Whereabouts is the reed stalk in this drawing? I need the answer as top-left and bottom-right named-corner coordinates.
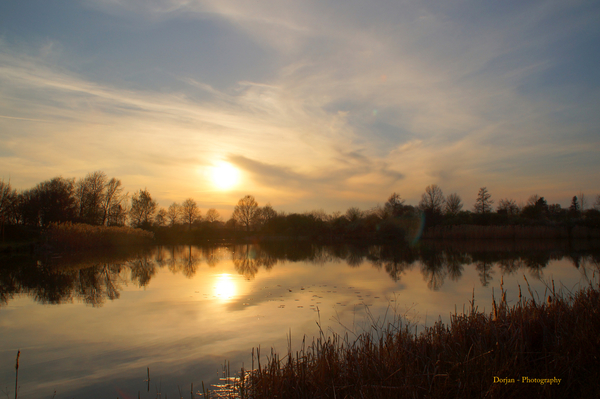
top-left (224, 278), bottom-right (600, 399)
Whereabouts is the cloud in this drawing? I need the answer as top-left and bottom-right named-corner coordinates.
top-left (2, 0), bottom-right (599, 209)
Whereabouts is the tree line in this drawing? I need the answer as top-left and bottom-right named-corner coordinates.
top-left (1, 172), bottom-right (599, 242)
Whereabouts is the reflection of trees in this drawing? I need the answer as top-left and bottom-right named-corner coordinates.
top-left (203, 246), bottom-right (223, 267)
top-left (346, 245), bottom-right (369, 267)
top-left (420, 250), bottom-right (446, 290)
top-left (129, 256), bottom-right (157, 287)
top-left (232, 244), bottom-right (277, 279)
top-left (2, 241), bottom-right (600, 305)
top-left (444, 251), bottom-right (468, 281)
top-left (497, 258), bottom-right (522, 275)
top-left (166, 246), bottom-right (202, 278)
top-left (367, 245), bottom-right (417, 282)
top-left (0, 255), bottom-right (132, 307)
top-left (180, 245), bottom-right (201, 278)
top-left (475, 261), bottom-right (494, 287)
top-left (76, 266), bottom-right (107, 305)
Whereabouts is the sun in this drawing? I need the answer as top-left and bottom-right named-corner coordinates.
top-left (210, 162), bottom-right (240, 190)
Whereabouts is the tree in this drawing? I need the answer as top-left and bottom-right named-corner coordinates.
top-left (0, 179), bottom-right (17, 238)
top-left (578, 191), bottom-right (586, 211)
top-left (474, 187), bottom-right (494, 214)
top-left (569, 196), bottom-right (580, 217)
top-left (31, 177), bottom-right (78, 227)
top-left (75, 170), bottom-right (107, 225)
top-left (384, 193), bottom-right (405, 218)
top-left (100, 177), bottom-right (125, 226)
top-left (154, 208), bottom-right (168, 226)
top-left (522, 197), bottom-right (548, 219)
top-left (167, 202), bottom-right (181, 226)
top-left (232, 195), bottom-right (260, 231)
top-left (595, 195), bottom-right (600, 211)
top-left (261, 203), bottom-right (277, 224)
top-left (181, 198), bottom-right (201, 228)
top-left (107, 202), bottom-right (128, 226)
top-left (205, 208), bottom-right (221, 223)
top-left (497, 198), bottom-right (519, 216)
top-left (418, 185), bottom-right (445, 215)
top-left (444, 193), bottom-right (463, 215)
top-left (526, 194), bottom-right (540, 207)
top-left (129, 189), bottom-right (157, 228)
top-left (345, 207), bottom-right (363, 222)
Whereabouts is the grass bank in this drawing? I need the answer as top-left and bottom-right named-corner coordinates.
top-left (45, 222), bottom-right (154, 251)
top-left (207, 278), bottom-right (600, 399)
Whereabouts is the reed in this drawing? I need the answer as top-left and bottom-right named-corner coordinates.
top-left (216, 278), bottom-right (600, 399)
top-left (45, 222), bottom-right (154, 250)
top-left (422, 224), bottom-right (572, 240)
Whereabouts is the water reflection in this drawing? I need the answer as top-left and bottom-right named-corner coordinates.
top-left (1, 240), bottom-right (599, 399)
top-left (214, 274), bottom-right (237, 301)
top-left (1, 240), bottom-right (599, 307)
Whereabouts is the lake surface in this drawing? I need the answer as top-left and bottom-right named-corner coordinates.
top-left (1, 240), bottom-right (598, 398)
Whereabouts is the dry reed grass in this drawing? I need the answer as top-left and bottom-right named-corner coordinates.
top-left (46, 222), bottom-right (153, 250)
top-left (423, 225), bottom-right (572, 240)
top-left (205, 277), bottom-right (600, 399)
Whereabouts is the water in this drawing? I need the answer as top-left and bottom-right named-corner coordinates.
top-left (1, 240), bottom-right (598, 398)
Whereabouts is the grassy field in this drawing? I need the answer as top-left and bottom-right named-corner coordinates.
top-left (204, 278), bottom-right (600, 399)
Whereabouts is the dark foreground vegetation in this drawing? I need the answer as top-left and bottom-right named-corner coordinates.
top-left (207, 280), bottom-right (600, 399)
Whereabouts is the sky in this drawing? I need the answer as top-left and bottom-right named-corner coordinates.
top-left (1, 0), bottom-right (599, 217)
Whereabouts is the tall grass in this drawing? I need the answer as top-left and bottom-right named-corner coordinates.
top-left (46, 222), bottom-right (153, 250)
top-left (206, 278), bottom-right (600, 399)
top-left (423, 225), bottom-right (572, 240)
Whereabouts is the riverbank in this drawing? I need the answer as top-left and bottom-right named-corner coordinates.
top-left (209, 279), bottom-right (600, 399)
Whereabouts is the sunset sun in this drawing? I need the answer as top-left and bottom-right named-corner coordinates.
top-left (210, 162), bottom-right (240, 190)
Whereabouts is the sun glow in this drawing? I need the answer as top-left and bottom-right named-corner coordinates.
top-left (210, 162), bottom-right (240, 190)
top-left (214, 273), bottom-right (237, 300)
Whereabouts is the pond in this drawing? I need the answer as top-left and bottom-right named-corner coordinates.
top-left (1, 240), bottom-right (598, 398)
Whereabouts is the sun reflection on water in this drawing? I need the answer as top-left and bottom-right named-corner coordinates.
top-left (214, 273), bottom-right (237, 300)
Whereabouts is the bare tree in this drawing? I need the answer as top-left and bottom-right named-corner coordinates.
top-left (384, 192), bottom-right (405, 218)
top-left (76, 170), bottom-right (107, 225)
top-left (444, 193), bottom-right (463, 215)
top-left (205, 208), bottom-right (221, 223)
top-left (155, 208), bottom-right (168, 226)
top-left (232, 195), bottom-right (260, 231)
top-left (181, 198), bottom-right (201, 228)
top-left (418, 185), bottom-right (445, 214)
top-left (578, 191), bottom-right (586, 211)
top-left (526, 194), bottom-right (540, 207)
top-left (0, 179), bottom-right (17, 239)
top-left (100, 178), bottom-right (125, 226)
top-left (497, 198), bottom-right (520, 215)
top-left (474, 187), bottom-right (494, 214)
top-left (595, 194), bottom-right (600, 211)
top-left (107, 201), bottom-right (128, 226)
top-left (167, 202), bottom-right (181, 226)
top-left (345, 207), bottom-right (363, 222)
top-left (261, 203), bottom-right (277, 224)
top-left (129, 189), bottom-right (157, 227)
top-left (308, 209), bottom-right (329, 222)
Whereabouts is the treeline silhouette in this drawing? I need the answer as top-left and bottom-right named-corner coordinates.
top-left (1, 173), bottom-right (600, 244)
top-left (2, 241), bottom-right (598, 307)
